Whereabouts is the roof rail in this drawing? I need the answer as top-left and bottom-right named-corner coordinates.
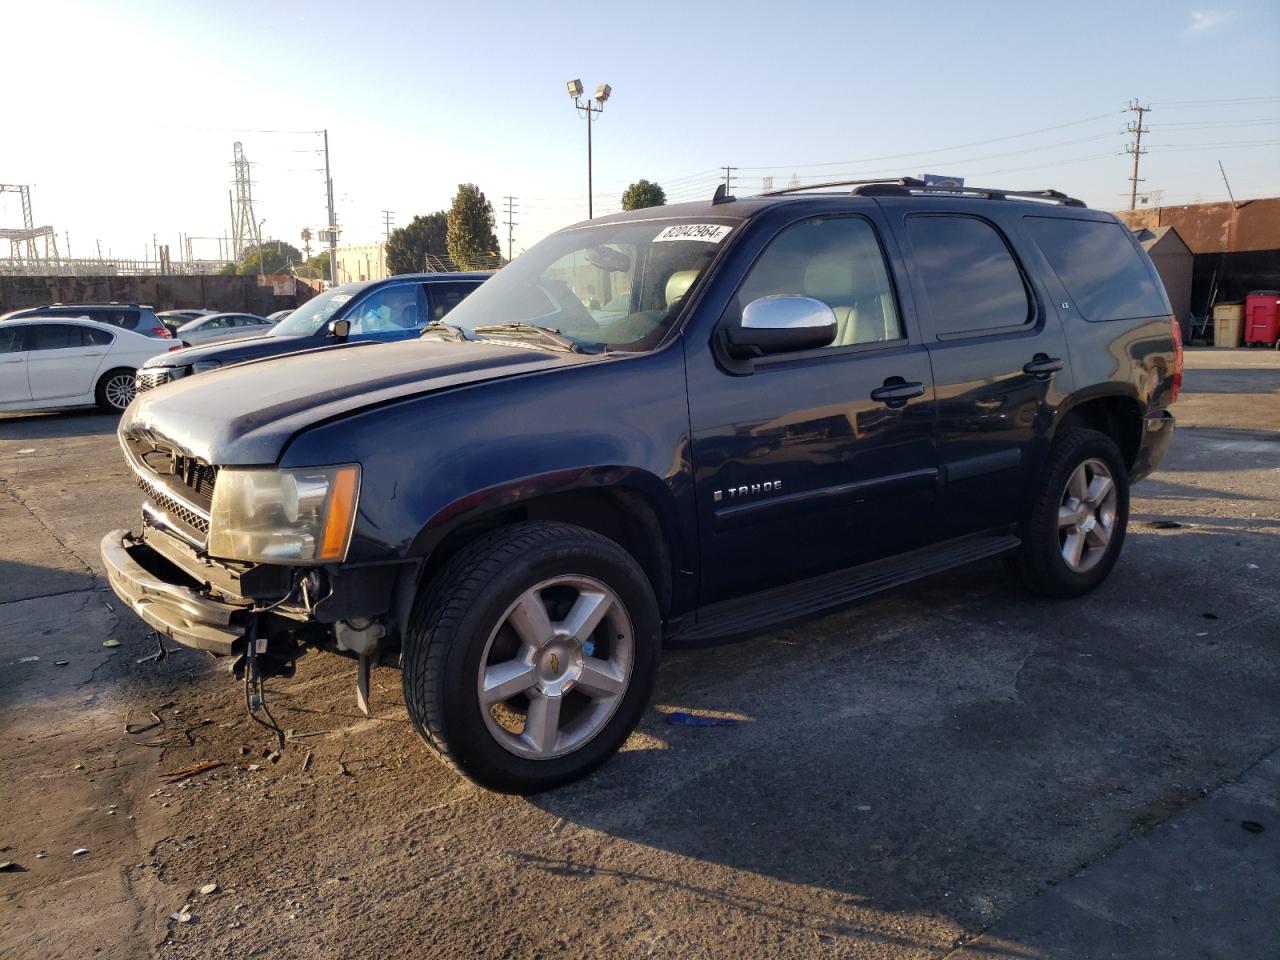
top-left (759, 177), bottom-right (1086, 207)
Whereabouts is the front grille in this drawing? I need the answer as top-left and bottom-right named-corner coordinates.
top-left (135, 473), bottom-right (211, 534)
top-left (135, 369), bottom-right (171, 393)
top-left (124, 436), bottom-right (217, 542)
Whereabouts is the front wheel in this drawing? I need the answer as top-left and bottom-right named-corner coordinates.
top-left (402, 522), bottom-right (660, 793)
top-left (1015, 428), bottom-right (1130, 598)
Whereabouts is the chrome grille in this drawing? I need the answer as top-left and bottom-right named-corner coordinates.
top-left (135, 369), bottom-right (171, 393)
top-left (134, 471), bottom-right (210, 535)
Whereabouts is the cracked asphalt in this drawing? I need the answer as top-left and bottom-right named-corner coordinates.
top-left (0, 348), bottom-right (1277, 959)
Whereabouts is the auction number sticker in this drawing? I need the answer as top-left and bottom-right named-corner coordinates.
top-left (653, 223), bottom-right (732, 243)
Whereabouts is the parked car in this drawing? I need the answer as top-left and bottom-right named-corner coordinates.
top-left (133, 273), bottom-right (487, 393)
top-left (158, 309), bottom-right (217, 334)
top-left (266, 309), bottom-right (292, 323)
top-left (102, 179), bottom-right (1180, 793)
top-left (0, 315), bottom-right (177, 413)
top-left (175, 312), bottom-right (274, 347)
top-left (0, 303), bottom-right (174, 340)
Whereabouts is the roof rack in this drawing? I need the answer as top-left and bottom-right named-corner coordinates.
top-left (757, 176), bottom-right (1085, 207)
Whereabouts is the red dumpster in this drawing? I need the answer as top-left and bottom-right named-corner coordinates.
top-left (1245, 290), bottom-right (1280, 347)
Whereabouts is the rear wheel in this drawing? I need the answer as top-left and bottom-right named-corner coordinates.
top-left (1015, 428), bottom-right (1129, 597)
top-left (402, 522), bottom-right (660, 793)
top-left (95, 368), bottom-right (136, 412)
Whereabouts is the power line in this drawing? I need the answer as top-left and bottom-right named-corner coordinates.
top-left (735, 110), bottom-right (1122, 170)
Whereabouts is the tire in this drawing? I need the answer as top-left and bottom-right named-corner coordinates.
top-left (95, 368), bottom-right (136, 412)
top-left (402, 521), bottom-right (660, 793)
top-left (1015, 427), bottom-right (1129, 598)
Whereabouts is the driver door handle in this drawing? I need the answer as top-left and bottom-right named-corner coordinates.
top-left (870, 379), bottom-right (926, 408)
top-left (1023, 355), bottom-right (1064, 380)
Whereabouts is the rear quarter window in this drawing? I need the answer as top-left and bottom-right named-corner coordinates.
top-left (1024, 217), bottom-right (1169, 322)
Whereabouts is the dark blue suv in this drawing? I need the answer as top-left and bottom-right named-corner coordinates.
top-left (134, 273), bottom-right (488, 392)
top-left (102, 180), bottom-right (1180, 793)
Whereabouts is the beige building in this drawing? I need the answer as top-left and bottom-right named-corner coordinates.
top-left (335, 243), bottom-right (388, 284)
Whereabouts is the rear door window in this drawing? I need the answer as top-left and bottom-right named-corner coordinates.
top-left (27, 324), bottom-right (89, 350)
top-left (1023, 217), bottom-right (1169, 322)
top-left (905, 215), bottom-right (1032, 337)
top-left (84, 327), bottom-right (114, 346)
top-left (425, 282), bottom-right (480, 323)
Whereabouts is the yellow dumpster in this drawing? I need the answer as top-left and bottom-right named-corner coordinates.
top-left (1213, 302), bottom-right (1244, 348)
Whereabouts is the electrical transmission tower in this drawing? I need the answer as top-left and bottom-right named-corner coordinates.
top-left (1125, 99), bottom-right (1151, 211)
top-left (0, 183), bottom-right (60, 261)
top-left (229, 141), bottom-right (261, 261)
top-left (502, 196), bottom-right (518, 262)
top-left (721, 166), bottom-right (737, 195)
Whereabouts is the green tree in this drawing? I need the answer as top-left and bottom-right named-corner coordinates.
top-left (296, 252), bottom-right (330, 281)
top-left (446, 184), bottom-right (499, 270)
top-left (621, 179), bottom-right (666, 211)
top-left (387, 212), bottom-right (449, 274)
top-left (222, 241), bottom-right (304, 276)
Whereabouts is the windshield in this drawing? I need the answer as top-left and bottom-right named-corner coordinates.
top-left (443, 217), bottom-right (738, 352)
top-left (270, 288), bottom-right (355, 337)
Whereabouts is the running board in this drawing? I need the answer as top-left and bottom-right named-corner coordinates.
top-left (671, 531), bottom-right (1021, 646)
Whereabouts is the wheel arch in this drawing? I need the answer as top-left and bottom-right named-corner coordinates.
top-left (1053, 389), bottom-right (1143, 471)
top-left (404, 467), bottom-right (691, 624)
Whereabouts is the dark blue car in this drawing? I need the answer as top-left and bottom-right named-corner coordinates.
top-left (135, 273), bottom-right (488, 392)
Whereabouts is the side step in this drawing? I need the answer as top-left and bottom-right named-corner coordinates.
top-left (671, 531), bottom-right (1021, 646)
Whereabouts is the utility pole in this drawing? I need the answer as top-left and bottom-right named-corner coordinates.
top-left (721, 166), bottom-right (737, 196)
top-left (502, 196), bottom-right (518, 262)
top-left (1126, 99), bottom-right (1150, 211)
top-left (381, 210), bottom-right (394, 243)
top-left (380, 210), bottom-right (394, 278)
top-left (1218, 160), bottom-right (1239, 209)
top-left (323, 129), bottom-right (338, 285)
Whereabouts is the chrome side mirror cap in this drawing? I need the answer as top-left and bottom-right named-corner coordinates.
top-left (725, 295), bottom-right (837, 358)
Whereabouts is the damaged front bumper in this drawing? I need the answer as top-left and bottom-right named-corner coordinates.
top-left (101, 529), bottom-right (250, 655)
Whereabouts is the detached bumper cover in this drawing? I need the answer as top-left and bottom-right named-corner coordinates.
top-left (101, 529), bottom-right (248, 655)
top-left (1131, 410), bottom-right (1175, 483)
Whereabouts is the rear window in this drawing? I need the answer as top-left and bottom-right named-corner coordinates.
top-left (1024, 217), bottom-right (1169, 322)
top-left (905, 214), bottom-right (1033, 337)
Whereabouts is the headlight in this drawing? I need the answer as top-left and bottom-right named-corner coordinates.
top-left (192, 360), bottom-right (222, 374)
top-left (208, 465), bottom-right (360, 564)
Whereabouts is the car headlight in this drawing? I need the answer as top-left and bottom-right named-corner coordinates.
top-left (208, 465), bottom-right (360, 564)
top-left (192, 360), bottom-right (222, 374)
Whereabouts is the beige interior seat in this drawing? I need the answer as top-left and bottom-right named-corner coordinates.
top-left (802, 253), bottom-right (898, 346)
top-left (803, 255), bottom-right (858, 345)
top-left (665, 270), bottom-right (700, 308)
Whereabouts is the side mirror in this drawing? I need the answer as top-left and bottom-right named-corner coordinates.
top-left (328, 318), bottom-right (351, 341)
top-left (725, 295), bottom-right (837, 358)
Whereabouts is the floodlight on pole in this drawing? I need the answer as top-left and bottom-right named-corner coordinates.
top-left (567, 79), bottom-right (612, 219)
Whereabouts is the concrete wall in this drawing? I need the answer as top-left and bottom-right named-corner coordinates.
top-left (335, 244), bottom-right (388, 284)
top-left (0, 274), bottom-right (319, 315)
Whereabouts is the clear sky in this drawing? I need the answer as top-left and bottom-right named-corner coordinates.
top-left (3, 0), bottom-right (1278, 263)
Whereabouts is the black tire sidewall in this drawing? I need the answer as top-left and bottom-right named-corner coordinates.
top-left (1023, 429), bottom-right (1130, 596)
top-left (417, 529), bottom-right (659, 793)
top-left (95, 369), bottom-right (134, 412)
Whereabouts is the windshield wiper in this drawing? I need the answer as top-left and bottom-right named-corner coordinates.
top-left (421, 319), bottom-right (470, 342)
top-left (472, 322), bottom-right (580, 353)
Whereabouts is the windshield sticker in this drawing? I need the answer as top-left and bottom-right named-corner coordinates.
top-left (653, 224), bottom-right (732, 244)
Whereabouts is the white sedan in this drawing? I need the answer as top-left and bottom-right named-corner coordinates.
top-left (0, 316), bottom-right (176, 414)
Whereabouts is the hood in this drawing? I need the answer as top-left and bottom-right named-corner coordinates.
top-left (122, 338), bottom-right (595, 465)
top-left (156, 330), bottom-right (318, 367)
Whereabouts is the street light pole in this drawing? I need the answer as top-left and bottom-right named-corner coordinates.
top-left (567, 80), bottom-right (611, 219)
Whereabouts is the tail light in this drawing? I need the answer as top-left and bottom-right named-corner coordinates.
top-left (1170, 315), bottom-right (1183, 402)
top-left (150, 325), bottom-right (174, 339)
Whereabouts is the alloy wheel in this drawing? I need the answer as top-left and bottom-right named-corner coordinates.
top-left (477, 575), bottom-right (634, 760)
top-left (1058, 457), bottom-right (1117, 573)
top-left (104, 373), bottom-right (136, 411)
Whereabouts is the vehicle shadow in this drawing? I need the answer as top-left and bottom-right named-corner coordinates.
top-left (0, 409), bottom-right (119, 442)
top-left (525, 529), bottom-right (1280, 946)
